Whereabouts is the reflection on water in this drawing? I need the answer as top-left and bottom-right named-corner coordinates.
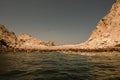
top-left (0, 52), bottom-right (120, 80)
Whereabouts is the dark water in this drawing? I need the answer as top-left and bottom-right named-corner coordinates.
top-left (0, 52), bottom-right (120, 80)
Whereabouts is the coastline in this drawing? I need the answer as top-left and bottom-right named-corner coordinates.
top-left (0, 45), bottom-right (120, 53)
top-left (0, 0), bottom-right (120, 54)
top-left (1, 47), bottom-right (120, 57)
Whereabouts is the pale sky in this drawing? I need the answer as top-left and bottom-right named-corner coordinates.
top-left (0, 0), bottom-right (115, 45)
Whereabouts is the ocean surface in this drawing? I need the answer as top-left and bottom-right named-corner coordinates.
top-left (0, 51), bottom-right (120, 80)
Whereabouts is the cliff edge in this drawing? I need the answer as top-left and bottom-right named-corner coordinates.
top-left (79, 0), bottom-right (120, 49)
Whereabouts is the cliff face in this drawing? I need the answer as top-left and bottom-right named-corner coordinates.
top-left (0, 24), bottom-right (17, 48)
top-left (80, 0), bottom-right (120, 49)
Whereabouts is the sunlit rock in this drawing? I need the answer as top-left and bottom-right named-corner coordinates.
top-left (16, 33), bottom-right (55, 49)
top-left (79, 0), bottom-right (120, 49)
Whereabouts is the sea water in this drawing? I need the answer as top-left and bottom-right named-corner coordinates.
top-left (0, 52), bottom-right (120, 80)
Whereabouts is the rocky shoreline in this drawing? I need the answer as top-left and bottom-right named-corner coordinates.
top-left (0, 44), bottom-right (120, 53)
top-left (0, 24), bottom-right (55, 52)
top-left (0, 0), bottom-right (120, 53)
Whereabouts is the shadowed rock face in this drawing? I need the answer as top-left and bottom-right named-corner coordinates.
top-left (0, 24), bottom-right (17, 48)
top-left (80, 0), bottom-right (120, 48)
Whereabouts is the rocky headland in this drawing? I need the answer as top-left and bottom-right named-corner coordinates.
top-left (61, 0), bottom-right (120, 52)
top-left (0, 24), bottom-right (55, 52)
top-left (78, 0), bottom-right (120, 49)
top-left (0, 0), bottom-right (120, 52)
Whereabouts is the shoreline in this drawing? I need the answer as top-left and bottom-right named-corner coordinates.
top-left (0, 46), bottom-right (120, 53)
top-left (1, 48), bottom-right (120, 57)
top-left (63, 51), bottom-right (120, 56)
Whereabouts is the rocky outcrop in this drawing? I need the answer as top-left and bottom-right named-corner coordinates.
top-left (0, 24), bottom-right (55, 51)
top-left (0, 24), bottom-right (17, 49)
top-left (16, 33), bottom-right (55, 49)
top-left (79, 0), bottom-right (120, 49)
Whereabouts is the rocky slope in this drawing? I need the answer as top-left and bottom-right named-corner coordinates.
top-left (16, 33), bottom-right (55, 49)
top-left (0, 24), bottom-right (54, 51)
top-left (79, 0), bottom-right (120, 49)
top-left (0, 24), bottom-right (17, 48)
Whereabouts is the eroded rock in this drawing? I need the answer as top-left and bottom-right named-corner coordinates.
top-left (80, 0), bottom-right (120, 49)
top-left (0, 24), bottom-right (17, 48)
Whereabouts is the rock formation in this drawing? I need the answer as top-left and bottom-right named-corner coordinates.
top-left (0, 24), bottom-right (17, 49)
top-left (79, 0), bottom-right (120, 49)
top-left (0, 0), bottom-right (120, 52)
top-left (16, 33), bottom-right (55, 49)
top-left (0, 24), bottom-right (55, 51)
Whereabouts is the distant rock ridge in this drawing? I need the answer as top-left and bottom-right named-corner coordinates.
top-left (0, 24), bottom-right (55, 51)
top-left (16, 33), bottom-right (55, 49)
top-left (79, 0), bottom-right (120, 49)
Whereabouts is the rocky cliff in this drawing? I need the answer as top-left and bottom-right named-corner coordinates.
top-left (0, 24), bottom-right (55, 51)
top-left (79, 0), bottom-right (120, 49)
top-left (0, 24), bottom-right (17, 48)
